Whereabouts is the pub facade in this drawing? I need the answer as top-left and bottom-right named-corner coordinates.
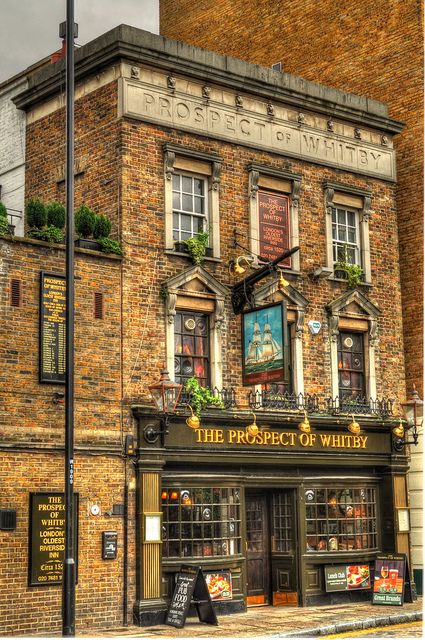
top-left (0, 25), bottom-right (414, 633)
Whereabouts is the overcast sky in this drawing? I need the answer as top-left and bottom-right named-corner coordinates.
top-left (0, 0), bottom-right (159, 83)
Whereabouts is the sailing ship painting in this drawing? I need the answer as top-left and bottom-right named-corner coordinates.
top-left (242, 302), bottom-right (285, 385)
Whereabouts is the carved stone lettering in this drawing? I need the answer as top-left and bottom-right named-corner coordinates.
top-left (123, 80), bottom-right (395, 181)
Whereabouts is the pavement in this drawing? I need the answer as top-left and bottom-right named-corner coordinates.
top-left (78, 599), bottom-right (423, 638)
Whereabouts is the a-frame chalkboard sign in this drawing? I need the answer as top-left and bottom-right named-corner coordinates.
top-left (165, 565), bottom-right (218, 628)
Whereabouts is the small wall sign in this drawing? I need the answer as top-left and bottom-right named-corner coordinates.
top-left (102, 531), bottom-right (118, 559)
top-left (308, 320), bottom-right (322, 335)
top-left (143, 513), bottom-right (162, 543)
top-left (325, 564), bottom-right (370, 592)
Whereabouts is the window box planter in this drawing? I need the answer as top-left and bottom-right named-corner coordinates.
top-left (174, 241), bottom-right (189, 253)
top-left (75, 238), bottom-right (101, 251)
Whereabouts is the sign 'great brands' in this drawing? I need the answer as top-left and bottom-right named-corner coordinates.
top-left (121, 77), bottom-right (396, 181)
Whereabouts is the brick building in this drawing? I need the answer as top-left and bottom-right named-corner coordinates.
top-left (0, 26), bottom-right (416, 633)
top-left (159, 1), bottom-right (424, 591)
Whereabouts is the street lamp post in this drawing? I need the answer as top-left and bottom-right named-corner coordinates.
top-left (62, 1), bottom-right (78, 636)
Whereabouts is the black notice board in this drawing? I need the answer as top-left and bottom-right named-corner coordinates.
top-left (28, 492), bottom-right (78, 586)
top-left (39, 272), bottom-right (66, 383)
top-left (165, 565), bottom-right (218, 628)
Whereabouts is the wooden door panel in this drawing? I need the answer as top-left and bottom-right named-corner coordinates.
top-left (246, 492), bottom-right (270, 602)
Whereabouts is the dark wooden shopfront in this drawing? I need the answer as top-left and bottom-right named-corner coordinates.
top-left (132, 405), bottom-right (409, 624)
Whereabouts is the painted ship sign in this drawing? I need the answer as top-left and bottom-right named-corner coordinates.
top-left (242, 302), bottom-right (287, 385)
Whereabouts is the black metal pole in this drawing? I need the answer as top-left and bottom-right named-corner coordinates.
top-left (62, 0), bottom-right (76, 635)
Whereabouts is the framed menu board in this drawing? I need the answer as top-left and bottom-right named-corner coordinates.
top-left (39, 272), bottom-right (66, 383)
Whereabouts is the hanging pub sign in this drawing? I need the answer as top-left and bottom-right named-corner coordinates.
top-left (242, 302), bottom-right (288, 386)
top-left (372, 554), bottom-right (413, 606)
top-left (165, 565), bottom-right (218, 628)
top-left (29, 492), bottom-right (78, 586)
top-left (325, 564), bottom-right (371, 592)
top-left (258, 190), bottom-right (291, 267)
top-left (39, 272), bottom-right (66, 383)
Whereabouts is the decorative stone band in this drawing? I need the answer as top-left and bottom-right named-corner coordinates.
top-left (120, 77), bottom-right (396, 182)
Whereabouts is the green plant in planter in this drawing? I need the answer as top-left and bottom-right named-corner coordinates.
top-left (96, 237), bottom-right (123, 256)
top-left (184, 231), bottom-right (209, 266)
top-left (75, 204), bottom-right (96, 238)
top-left (46, 202), bottom-right (66, 229)
top-left (93, 214), bottom-right (112, 239)
top-left (184, 376), bottom-right (224, 416)
top-left (26, 198), bottom-right (47, 229)
top-left (28, 225), bottom-right (65, 244)
top-left (334, 244), bottom-right (363, 288)
top-left (0, 202), bottom-right (9, 235)
top-left (334, 260), bottom-right (363, 288)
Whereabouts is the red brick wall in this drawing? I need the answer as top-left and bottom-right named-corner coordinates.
top-left (160, 0), bottom-right (424, 396)
top-left (0, 236), bottom-right (136, 634)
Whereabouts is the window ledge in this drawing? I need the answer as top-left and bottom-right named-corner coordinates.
top-left (165, 249), bottom-right (222, 263)
top-left (328, 275), bottom-right (372, 288)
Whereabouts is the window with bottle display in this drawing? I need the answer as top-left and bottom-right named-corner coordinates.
top-left (305, 487), bottom-right (377, 552)
top-left (161, 487), bottom-right (242, 558)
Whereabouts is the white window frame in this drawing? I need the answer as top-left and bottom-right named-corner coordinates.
top-left (164, 144), bottom-right (222, 258)
top-left (248, 164), bottom-right (301, 273)
top-left (172, 172), bottom-right (208, 242)
top-left (332, 206), bottom-right (361, 266)
top-left (324, 182), bottom-right (372, 283)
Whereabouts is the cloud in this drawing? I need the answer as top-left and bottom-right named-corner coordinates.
top-left (0, 0), bottom-right (159, 82)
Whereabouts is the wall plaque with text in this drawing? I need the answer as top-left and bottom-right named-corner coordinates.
top-left (258, 191), bottom-right (290, 266)
top-left (29, 492), bottom-right (78, 586)
top-left (39, 272), bottom-right (66, 383)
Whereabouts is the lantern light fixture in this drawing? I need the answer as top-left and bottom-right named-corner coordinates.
top-left (144, 365), bottom-right (183, 444)
top-left (394, 384), bottom-right (423, 451)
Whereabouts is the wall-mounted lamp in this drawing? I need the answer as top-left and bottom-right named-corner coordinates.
top-left (298, 411), bottom-right (311, 433)
top-left (393, 385), bottom-right (423, 451)
top-left (230, 255), bottom-right (254, 275)
top-left (245, 413), bottom-right (259, 437)
top-left (186, 405), bottom-right (200, 430)
top-left (392, 418), bottom-right (405, 439)
top-left (144, 366), bottom-right (183, 445)
top-left (277, 270), bottom-right (289, 292)
top-left (347, 414), bottom-right (361, 435)
top-left (53, 391), bottom-right (65, 405)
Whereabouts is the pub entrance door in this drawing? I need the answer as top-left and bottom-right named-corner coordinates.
top-left (246, 489), bottom-right (298, 606)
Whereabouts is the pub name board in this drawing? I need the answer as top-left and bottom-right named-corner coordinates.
top-left (39, 272), bottom-right (66, 383)
top-left (193, 428), bottom-right (368, 449)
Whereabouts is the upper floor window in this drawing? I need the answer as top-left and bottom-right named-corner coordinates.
top-left (164, 144), bottom-right (222, 258)
top-left (337, 331), bottom-right (365, 398)
top-left (174, 311), bottom-right (210, 387)
top-left (332, 207), bottom-right (360, 265)
top-left (324, 182), bottom-right (372, 283)
top-left (172, 173), bottom-right (208, 242)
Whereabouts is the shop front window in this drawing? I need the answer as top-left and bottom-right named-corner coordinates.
top-left (162, 487), bottom-right (241, 558)
top-left (305, 487), bottom-right (377, 552)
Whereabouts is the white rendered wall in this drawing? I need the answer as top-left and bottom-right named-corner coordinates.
top-left (0, 76), bottom-right (27, 236)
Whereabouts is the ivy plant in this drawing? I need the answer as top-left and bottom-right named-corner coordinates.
top-left (184, 231), bottom-right (209, 266)
top-left (334, 244), bottom-right (363, 288)
top-left (184, 376), bottom-right (224, 416)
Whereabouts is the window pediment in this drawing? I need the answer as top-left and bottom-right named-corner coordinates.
top-left (326, 289), bottom-right (381, 319)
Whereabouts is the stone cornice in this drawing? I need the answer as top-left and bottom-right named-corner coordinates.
top-left (14, 25), bottom-right (403, 135)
